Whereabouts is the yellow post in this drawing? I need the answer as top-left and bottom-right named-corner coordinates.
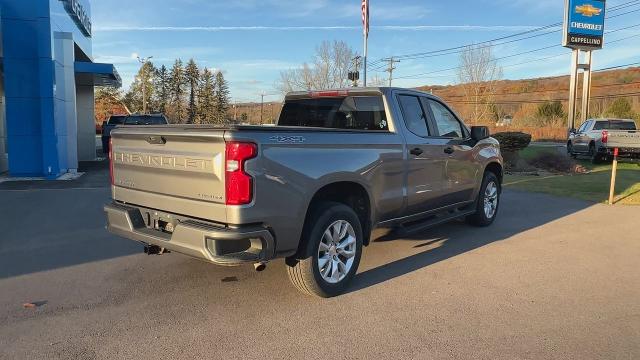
top-left (608, 148), bottom-right (619, 205)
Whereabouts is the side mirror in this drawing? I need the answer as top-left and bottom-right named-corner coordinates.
top-left (569, 128), bottom-right (576, 135)
top-left (471, 126), bottom-right (490, 141)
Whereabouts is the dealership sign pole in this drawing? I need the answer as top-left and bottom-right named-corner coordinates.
top-left (563, 0), bottom-right (606, 133)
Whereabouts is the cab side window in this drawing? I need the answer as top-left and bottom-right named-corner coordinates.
top-left (398, 95), bottom-right (430, 137)
top-left (578, 121), bottom-right (591, 132)
top-left (577, 122), bottom-right (587, 133)
top-left (427, 100), bottom-right (463, 138)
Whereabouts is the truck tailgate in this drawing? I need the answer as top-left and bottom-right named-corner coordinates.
top-left (110, 127), bottom-right (227, 222)
top-left (606, 130), bottom-right (640, 149)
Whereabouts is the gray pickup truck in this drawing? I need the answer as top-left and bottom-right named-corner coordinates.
top-left (104, 87), bottom-right (503, 297)
top-left (568, 118), bottom-right (640, 163)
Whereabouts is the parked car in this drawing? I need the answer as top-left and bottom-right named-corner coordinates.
top-left (104, 87), bottom-right (503, 297)
top-left (101, 114), bottom-right (168, 153)
top-left (567, 118), bottom-right (639, 163)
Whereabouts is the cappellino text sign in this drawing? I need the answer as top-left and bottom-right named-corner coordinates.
top-left (563, 0), bottom-right (606, 49)
top-left (60, 0), bottom-right (92, 37)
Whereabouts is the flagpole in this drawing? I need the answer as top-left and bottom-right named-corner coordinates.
top-left (363, 36), bottom-right (368, 87)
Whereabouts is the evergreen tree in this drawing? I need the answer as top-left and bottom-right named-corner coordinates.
top-left (154, 65), bottom-right (170, 115)
top-left (185, 59), bottom-right (200, 124)
top-left (123, 61), bottom-right (156, 113)
top-left (168, 59), bottom-right (186, 123)
top-left (214, 71), bottom-right (230, 124)
top-left (197, 68), bottom-right (216, 124)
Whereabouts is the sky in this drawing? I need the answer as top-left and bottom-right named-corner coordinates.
top-left (90, 0), bottom-right (640, 102)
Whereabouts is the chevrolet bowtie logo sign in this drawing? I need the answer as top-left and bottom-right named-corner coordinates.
top-left (575, 4), bottom-right (602, 17)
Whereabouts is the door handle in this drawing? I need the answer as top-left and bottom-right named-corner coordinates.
top-left (409, 147), bottom-right (424, 156)
top-left (444, 147), bottom-right (454, 154)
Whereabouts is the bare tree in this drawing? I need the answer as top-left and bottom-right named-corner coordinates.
top-left (457, 44), bottom-right (503, 123)
top-left (277, 40), bottom-right (355, 93)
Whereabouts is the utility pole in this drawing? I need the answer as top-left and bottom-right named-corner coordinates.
top-left (136, 55), bottom-right (153, 114)
top-left (260, 93), bottom-right (265, 124)
top-left (233, 101), bottom-right (238, 122)
top-left (349, 56), bottom-right (361, 87)
top-left (383, 57), bottom-right (400, 87)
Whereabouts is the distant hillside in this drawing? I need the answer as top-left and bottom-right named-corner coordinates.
top-left (416, 67), bottom-right (640, 127)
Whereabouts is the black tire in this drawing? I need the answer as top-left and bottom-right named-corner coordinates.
top-left (286, 202), bottom-right (363, 298)
top-left (466, 171), bottom-right (501, 227)
top-left (567, 142), bottom-right (576, 158)
top-left (589, 144), bottom-right (601, 164)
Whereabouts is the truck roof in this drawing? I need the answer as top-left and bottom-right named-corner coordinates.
top-left (284, 87), bottom-right (436, 100)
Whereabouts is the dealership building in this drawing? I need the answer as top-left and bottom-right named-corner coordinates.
top-left (0, 0), bottom-right (120, 178)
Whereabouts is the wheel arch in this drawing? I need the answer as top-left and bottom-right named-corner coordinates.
top-left (485, 162), bottom-right (503, 185)
top-left (293, 181), bottom-right (373, 259)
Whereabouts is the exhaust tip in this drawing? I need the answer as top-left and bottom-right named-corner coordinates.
top-left (254, 262), bottom-right (267, 272)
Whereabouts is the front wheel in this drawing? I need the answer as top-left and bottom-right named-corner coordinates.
top-left (567, 142), bottom-right (576, 158)
top-left (466, 171), bottom-right (501, 227)
top-left (287, 202), bottom-right (363, 298)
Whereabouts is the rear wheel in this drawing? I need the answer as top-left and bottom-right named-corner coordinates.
top-left (287, 202), bottom-right (363, 297)
top-left (589, 143), bottom-right (601, 164)
top-left (466, 171), bottom-right (500, 227)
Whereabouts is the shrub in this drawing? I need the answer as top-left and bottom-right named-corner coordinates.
top-left (536, 101), bottom-right (565, 125)
top-left (493, 131), bottom-right (532, 169)
top-left (492, 132), bottom-right (532, 153)
top-left (528, 151), bottom-right (587, 174)
top-left (606, 98), bottom-right (635, 119)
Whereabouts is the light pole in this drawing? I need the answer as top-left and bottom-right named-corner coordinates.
top-left (137, 55), bottom-right (153, 114)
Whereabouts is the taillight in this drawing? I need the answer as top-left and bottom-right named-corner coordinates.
top-left (109, 138), bottom-right (114, 185)
top-left (601, 130), bottom-right (608, 144)
top-left (225, 142), bottom-right (257, 205)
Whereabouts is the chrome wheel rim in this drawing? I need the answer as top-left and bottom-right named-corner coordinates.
top-left (483, 181), bottom-right (498, 219)
top-left (317, 220), bottom-right (357, 284)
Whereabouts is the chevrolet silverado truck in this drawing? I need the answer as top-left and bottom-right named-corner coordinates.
top-left (567, 118), bottom-right (640, 163)
top-left (104, 87), bottom-right (503, 297)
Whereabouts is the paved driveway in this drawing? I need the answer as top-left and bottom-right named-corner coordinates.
top-left (0, 180), bottom-right (638, 359)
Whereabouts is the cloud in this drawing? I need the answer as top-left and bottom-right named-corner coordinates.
top-left (93, 55), bottom-right (139, 64)
top-left (95, 25), bottom-right (542, 32)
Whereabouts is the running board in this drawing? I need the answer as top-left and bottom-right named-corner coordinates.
top-left (395, 208), bottom-right (476, 236)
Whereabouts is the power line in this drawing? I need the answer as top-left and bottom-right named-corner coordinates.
top-left (594, 61), bottom-right (640, 71)
top-left (372, 1), bottom-right (640, 63)
top-left (392, 23), bottom-right (640, 81)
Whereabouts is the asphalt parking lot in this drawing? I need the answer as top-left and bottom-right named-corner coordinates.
top-left (1, 164), bottom-right (639, 359)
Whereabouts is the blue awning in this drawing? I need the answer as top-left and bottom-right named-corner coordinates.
top-left (74, 61), bottom-right (122, 88)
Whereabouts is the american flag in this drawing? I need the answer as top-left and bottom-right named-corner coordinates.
top-left (361, 0), bottom-right (369, 37)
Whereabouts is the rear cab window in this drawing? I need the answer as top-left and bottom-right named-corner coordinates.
top-left (594, 120), bottom-right (637, 130)
top-left (125, 116), bottom-right (168, 125)
top-left (278, 96), bottom-right (389, 131)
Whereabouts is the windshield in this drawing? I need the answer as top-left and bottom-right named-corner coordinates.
top-left (593, 120), bottom-right (636, 130)
top-left (124, 116), bottom-right (168, 125)
top-left (278, 96), bottom-right (388, 130)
